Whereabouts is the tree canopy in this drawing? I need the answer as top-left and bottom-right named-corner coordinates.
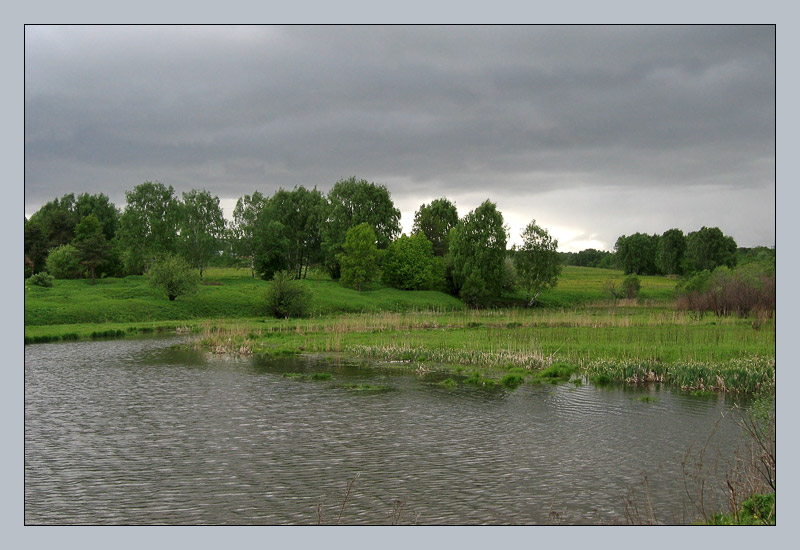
top-left (514, 220), bottom-right (562, 306)
top-left (117, 181), bottom-right (180, 274)
top-left (449, 200), bottom-right (508, 307)
top-left (178, 189), bottom-right (226, 278)
top-left (338, 223), bottom-right (380, 291)
top-left (412, 198), bottom-right (459, 257)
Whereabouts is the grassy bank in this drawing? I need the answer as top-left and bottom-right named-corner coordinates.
top-left (25, 266), bottom-right (775, 393)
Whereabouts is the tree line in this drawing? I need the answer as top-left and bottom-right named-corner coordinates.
top-left (24, 177), bottom-right (564, 307)
top-left (25, 176), bottom-right (772, 309)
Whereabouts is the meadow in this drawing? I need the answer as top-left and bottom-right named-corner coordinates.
top-left (24, 266), bottom-right (775, 393)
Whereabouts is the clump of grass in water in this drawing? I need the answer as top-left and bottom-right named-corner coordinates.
top-left (437, 377), bottom-right (458, 389)
top-left (532, 363), bottom-right (578, 384)
top-left (282, 372), bottom-right (306, 380)
top-left (501, 373), bottom-right (525, 389)
top-left (638, 395), bottom-right (659, 403)
top-left (311, 372), bottom-right (332, 380)
top-left (464, 372), bottom-right (498, 389)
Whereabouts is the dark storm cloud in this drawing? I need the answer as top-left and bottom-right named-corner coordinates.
top-left (25, 25), bottom-right (775, 250)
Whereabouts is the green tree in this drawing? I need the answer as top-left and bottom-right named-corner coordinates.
top-left (514, 220), bottom-right (562, 307)
top-left (655, 228), bottom-right (686, 275)
top-left (338, 223), bottom-right (380, 291)
top-left (27, 193), bottom-right (79, 248)
top-left (74, 193), bottom-right (119, 241)
top-left (622, 274), bottom-right (641, 299)
top-left (614, 233), bottom-right (659, 275)
top-left (117, 181), bottom-right (180, 274)
top-left (147, 254), bottom-right (200, 301)
top-left (684, 227), bottom-right (737, 274)
top-left (45, 244), bottom-right (83, 279)
top-left (24, 218), bottom-right (50, 274)
top-left (449, 200), bottom-right (508, 307)
top-left (253, 220), bottom-right (291, 280)
top-left (261, 186), bottom-right (327, 279)
top-left (322, 177), bottom-right (400, 278)
top-left (381, 233), bottom-right (442, 290)
top-left (73, 214), bottom-right (111, 284)
top-left (178, 189), bottom-right (225, 278)
top-left (412, 198), bottom-right (459, 256)
top-left (231, 191), bottom-right (267, 277)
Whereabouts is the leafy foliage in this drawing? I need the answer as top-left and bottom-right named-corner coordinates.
top-left (45, 244), bottom-right (83, 279)
top-left (28, 272), bottom-right (54, 288)
top-left (614, 233), bottom-right (659, 275)
top-left (450, 200), bottom-right (508, 306)
top-left (147, 254), bottom-right (200, 301)
top-left (514, 220), bottom-right (562, 306)
top-left (230, 191), bottom-right (267, 276)
top-left (412, 198), bottom-right (459, 256)
top-left (178, 189), bottom-right (226, 278)
top-left (73, 214), bottom-right (112, 284)
top-left (622, 274), bottom-right (641, 299)
top-left (338, 223), bottom-right (380, 291)
top-left (655, 228), bottom-right (686, 275)
top-left (381, 233), bottom-right (442, 290)
top-left (117, 181), bottom-right (180, 274)
top-left (684, 226), bottom-right (737, 273)
top-left (322, 177), bottom-right (400, 277)
top-left (265, 270), bottom-right (312, 318)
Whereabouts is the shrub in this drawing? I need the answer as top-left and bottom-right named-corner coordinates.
top-left (622, 274), bottom-right (641, 299)
top-left (676, 265), bottom-right (775, 318)
top-left (382, 233), bottom-right (443, 290)
top-left (265, 270), bottom-right (312, 318)
top-left (45, 244), bottom-right (83, 279)
top-left (28, 272), bottom-right (54, 287)
top-left (147, 254), bottom-right (200, 301)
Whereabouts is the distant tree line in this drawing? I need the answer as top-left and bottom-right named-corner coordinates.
top-left (25, 176), bottom-right (772, 313)
top-left (25, 177), bottom-right (565, 307)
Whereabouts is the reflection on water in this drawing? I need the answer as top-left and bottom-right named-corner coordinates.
top-left (25, 336), bottom-right (747, 524)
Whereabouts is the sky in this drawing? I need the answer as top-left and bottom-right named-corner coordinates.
top-left (24, 25), bottom-right (775, 252)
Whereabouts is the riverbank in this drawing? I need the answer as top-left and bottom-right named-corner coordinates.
top-left (24, 266), bottom-right (775, 393)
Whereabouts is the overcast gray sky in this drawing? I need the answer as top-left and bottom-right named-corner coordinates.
top-left (24, 25), bottom-right (775, 251)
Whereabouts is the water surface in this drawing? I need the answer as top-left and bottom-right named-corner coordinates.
top-left (25, 336), bottom-right (748, 524)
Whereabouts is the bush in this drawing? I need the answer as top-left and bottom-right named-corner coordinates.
top-left (45, 244), bottom-right (83, 279)
top-left (676, 265), bottom-right (775, 317)
top-left (265, 270), bottom-right (312, 318)
top-left (28, 272), bottom-right (54, 288)
top-left (147, 254), bottom-right (200, 301)
top-left (622, 274), bottom-right (641, 299)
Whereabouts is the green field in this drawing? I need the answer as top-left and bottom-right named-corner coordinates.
top-left (24, 266), bottom-right (775, 393)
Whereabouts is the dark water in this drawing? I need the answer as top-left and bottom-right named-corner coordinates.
top-left (25, 336), bottom-right (750, 525)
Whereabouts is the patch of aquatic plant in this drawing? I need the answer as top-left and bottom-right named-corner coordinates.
top-left (500, 373), bottom-right (525, 389)
top-left (437, 377), bottom-right (458, 389)
top-left (282, 372), bottom-right (307, 380)
top-left (584, 357), bottom-right (774, 394)
top-left (311, 372), bottom-right (333, 380)
top-left (637, 396), bottom-right (659, 403)
top-left (344, 344), bottom-right (555, 371)
top-left (464, 372), bottom-right (498, 389)
top-left (532, 363), bottom-right (579, 383)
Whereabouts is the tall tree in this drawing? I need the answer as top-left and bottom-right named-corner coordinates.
top-left (412, 198), bottom-right (459, 256)
top-left (514, 220), bottom-right (562, 307)
top-left (178, 189), bottom-right (225, 278)
top-left (74, 193), bottom-right (119, 241)
top-left (117, 181), bottom-right (179, 274)
top-left (338, 223), bottom-right (380, 292)
top-left (449, 200), bottom-right (508, 306)
top-left (73, 214), bottom-right (111, 284)
top-left (24, 218), bottom-right (50, 274)
top-left (261, 186), bottom-right (327, 279)
top-left (28, 193), bottom-right (79, 248)
top-left (684, 227), bottom-right (737, 273)
top-left (614, 233), bottom-right (659, 275)
top-left (655, 228), bottom-right (686, 275)
top-left (322, 177), bottom-right (400, 278)
top-left (231, 191), bottom-right (267, 277)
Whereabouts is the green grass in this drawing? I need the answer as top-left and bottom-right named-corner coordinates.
top-left (25, 266), bottom-right (775, 393)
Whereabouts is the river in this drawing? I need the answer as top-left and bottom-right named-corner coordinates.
top-left (25, 335), bottom-right (749, 525)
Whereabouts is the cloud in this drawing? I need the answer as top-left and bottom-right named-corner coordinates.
top-left (25, 25), bottom-right (775, 250)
